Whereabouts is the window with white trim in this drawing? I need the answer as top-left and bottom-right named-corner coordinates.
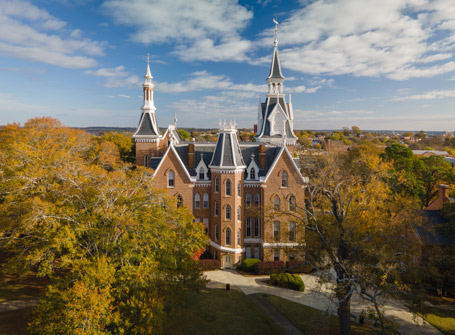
top-left (282, 171), bottom-right (288, 187)
top-left (254, 218), bottom-right (260, 237)
top-left (273, 250), bottom-right (280, 261)
top-left (246, 193), bottom-right (252, 207)
top-left (289, 195), bottom-right (296, 212)
top-left (237, 181), bottom-right (241, 197)
top-left (254, 193), bottom-right (260, 206)
top-left (237, 229), bottom-right (241, 245)
top-left (250, 167), bottom-right (256, 180)
top-left (289, 221), bottom-right (296, 242)
top-left (199, 167), bottom-right (205, 180)
top-left (214, 176), bottom-right (219, 193)
top-left (273, 221), bottom-right (280, 241)
top-left (168, 170), bottom-right (175, 187)
top-left (246, 218), bottom-right (251, 237)
top-left (274, 196), bottom-right (280, 211)
top-left (237, 206), bottom-right (241, 221)
top-left (195, 193), bottom-right (200, 208)
top-left (226, 228), bottom-right (231, 245)
top-left (203, 193), bottom-right (209, 208)
top-left (215, 224), bottom-right (219, 241)
top-left (214, 201), bottom-right (218, 216)
top-left (225, 205), bottom-right (231, 220)
top-left (226, 179), bottom-right (231, 196)
top-left (176, 195), bottom-right (183, 208)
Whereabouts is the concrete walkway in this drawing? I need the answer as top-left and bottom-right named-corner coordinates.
top-left (0, 298), bottom-right (37, 312)
top-left (205, 270), bottom-right (443, 335)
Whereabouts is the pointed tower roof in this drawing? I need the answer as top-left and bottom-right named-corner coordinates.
top-left (267, 20), bottom-right (284, 80)
top-left (209, 121), bottom-right (246, 170)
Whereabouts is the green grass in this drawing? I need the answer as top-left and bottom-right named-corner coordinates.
top-left (0, 308), bottom-right (31, 335)
top-left (416, 306), bottom-right (455, 335)
top-left (263, 294), bottom-right (380, 335)
top-left (164, 288), bottom-right (285, 335)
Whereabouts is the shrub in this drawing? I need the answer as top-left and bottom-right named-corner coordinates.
top-left (254, 261), bottom-right (285, 275)
top-left (241, 258), bottom-right (261, 272)
top-left (286, 260), bottom-right (314, 274)
top-left (270, 273), bottom-right (305, 291)
top-left (198, 259), bottom-right (220, 271)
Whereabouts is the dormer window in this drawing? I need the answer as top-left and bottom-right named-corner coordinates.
top-left (199, 168), bottom-right (204, 180)
top-left (246, 156), bottom-right (259, 181)
top-left (250, 168), bottom-right (256, 180)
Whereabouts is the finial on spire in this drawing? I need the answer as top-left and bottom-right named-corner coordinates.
top-left (173, 112), bottom-right (178, 126)
top-left (144, 53), bottom-right (153, 80)
top-left (147, 53), bottom-right (150, 64)
top-left (273, 18), bottom-right (279, 46)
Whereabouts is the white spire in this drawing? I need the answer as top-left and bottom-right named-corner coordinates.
top-left (173, 112), bottom-right (178, 126)
top-left (144, 53), bottom-right (153, 82)
top-left (273, 18), bottom-right (279, 47)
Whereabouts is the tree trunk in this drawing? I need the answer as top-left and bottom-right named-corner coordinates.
top-left (337, 291), bottom-right (351, 335)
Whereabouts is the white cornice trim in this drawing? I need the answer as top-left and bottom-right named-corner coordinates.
top-left (263, 242), bottom-right (300, 248)
top-left (209, 168), bottom-right (245, 174)
top-left (244, 238), bottom-right (262, 244)
top-left (210, 241), bottom-right (244, 254)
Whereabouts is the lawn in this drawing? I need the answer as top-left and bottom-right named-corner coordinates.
top-left (164, 288), bottom-right (284, 335)
top-left (263, 294), bottom-right (380, 335)
top-left (416, 306), bottom-right (455, 335)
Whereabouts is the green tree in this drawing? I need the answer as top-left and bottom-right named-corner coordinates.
top-left (0, 117), bottom-right (207, 334)
top-left (291, 151), bottom-right (419, 335)
top-left (420, 155), bottom-right (455, 208)
top-left (100, 131), bottom-right (135, 163)
top-left (178, 129), bottom-right (192, 140)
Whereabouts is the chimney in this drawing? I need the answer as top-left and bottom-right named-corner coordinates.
top-left (259, 144), bottom-right (266, 169)
top-left (426, 184), bottom-right (450, 211)
top-left (188, 143), bottom-right (195, 168)
top-left (254, 124), bottom-right (258, 133)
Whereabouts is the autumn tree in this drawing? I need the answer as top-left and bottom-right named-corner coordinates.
top-left (289, 150), bottom-right (420, 335)
top-left (100, 131), bottom-right (135, 163)
top-left (0, 117), bottom-right (207, 334)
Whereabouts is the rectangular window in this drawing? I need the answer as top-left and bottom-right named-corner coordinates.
top-left (215, 224), bottom-right (219, 241)
top-left (273, 221), bottom-right (280, 242)
top-left (254, 218), bottom-right (259, 237)
top-left (246, 218), bottom-right (251, 237)
top-left (203, 218), bottom-right (209, 236)
top-left (274, 250), bottom-right (280, 261)
top-left (144, 155), bottom-right (148, 167)
top-left (289, 221), bottom-right (296, 242)
top-left (203, 194), bottom-right (209, 208)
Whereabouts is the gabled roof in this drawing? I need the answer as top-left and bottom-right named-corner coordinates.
top-left (133, 112), bottom-right (160, 137)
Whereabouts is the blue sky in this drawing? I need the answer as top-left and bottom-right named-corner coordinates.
top-left (0, 0), bottom-right (454, 131)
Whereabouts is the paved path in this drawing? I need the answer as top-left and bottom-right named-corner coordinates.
top-left (205, 270), bottom-right (443, 335)
top-left (0, 298), bottom-right (37, 312)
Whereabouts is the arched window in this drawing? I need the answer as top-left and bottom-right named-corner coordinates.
top-left (195, 193), bottom-right (201, 208)
top-left (250, 167), bottom-right (256, 180)
top-left (226, 228), bottom-right (231, 245)
top-left (203, 193), bottom-right (209, 208)
top-left (281, 171), bottom-right (288, 187)
top-left (237, 229), bottom-right (241, 245)
top-left (214, 201), bottom-right (218, 216)
top-left (237, 206), bottom-right (241, 221)
top-left (226, 179), bottom-right (231, 196)
top-left (274, 196), bottom-right (280, 211)
top-left (246, 193), bottom-right (252, 207)
top-left (254, 193), bottom-right (260, 206)
top-left (225, 205), bottom-right (231, 220)
top-left (176, 194), bottom-right (183, 208)
top-left (199, 167), bottom-right (205, 180)
top-left (168, 170), bottom-right (175, 187)
top-left (237, 181), bottom-right (241, 197)
top-left (214, 176), bottom-right (219, 193)
top-left (289, 195), bottom-right (296, 212)
top-left (273, 221), bottom-right (280, 241)
top-left (215, 224), bottom-right (219, 241)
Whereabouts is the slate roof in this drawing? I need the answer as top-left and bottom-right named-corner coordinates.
top-left (134, 112), bottom-right (159, 137)
top-left (209, 132), bottom-right (246, 169)
top-left (258, 97), bottom-right (297, 139)
top-left (416, 211), bottom-right (455, 246)
top-left (171, 143), bottom-right (281, 178)
top-left (268, 46), bottom-right (284, 80)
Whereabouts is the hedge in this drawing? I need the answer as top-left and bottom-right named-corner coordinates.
top-left (198, 259), bottom-right (221, 271)
top-left (254, 261), bottom-right (285, 275)
top-left (270, 273), bottom-right (305, 291)
top-left (286, 260), bottom-right (314, 274)
top-left (241, 258), bottom-right (261, 272)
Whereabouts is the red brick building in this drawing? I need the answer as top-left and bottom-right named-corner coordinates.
top-left (133, 34), bottom-right (308, 268)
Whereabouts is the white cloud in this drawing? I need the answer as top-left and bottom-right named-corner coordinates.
top-left (0, 0), bottom-right (106, 68)
top-left (261, 0), bottom-right (455, 80)
top-left (118, 94), bottom-right (130, 99)
top-left (391, 89), bottom-right (455, 101)
top-left (85, 65), bottom-right (141, 88)
top-left (102, 0), bottom-right (253, 62)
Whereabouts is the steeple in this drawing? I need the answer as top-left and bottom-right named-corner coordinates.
top-left (255, 20), bottom-right (297, 145)
top-left (133, 55), bottom-right (161, 141)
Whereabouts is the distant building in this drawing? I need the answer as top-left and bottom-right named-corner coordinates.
top-left (132, 26), bottom-right (308, 268)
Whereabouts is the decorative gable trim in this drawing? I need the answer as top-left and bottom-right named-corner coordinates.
top-left (263, 146), bottom-right (308, 184)
top-left (246, 156), bottom-right (260, 181)
top-left (195, 155), bottom-right (209, 181)
top-left (152, 143), bottom-right (196, 182)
